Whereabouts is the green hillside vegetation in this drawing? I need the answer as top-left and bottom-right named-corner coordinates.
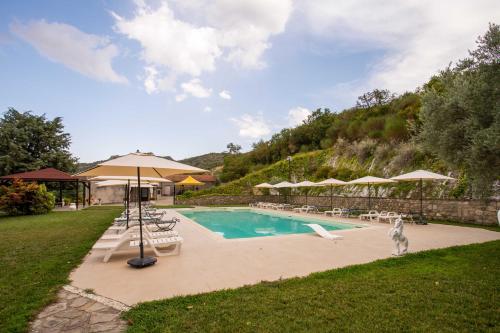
top-left (190, 24), bottom-right (499, 200)
top-left (178, 152), bottom-right (226, 171)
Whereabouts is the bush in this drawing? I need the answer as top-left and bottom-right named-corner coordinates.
top-left (0, 180), bottom-right (55, 215)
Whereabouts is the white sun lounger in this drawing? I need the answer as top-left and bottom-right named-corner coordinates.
top-left (100, 227), bottom-right (178, 240)
top-left (324, 208), bottom-right (342, 216)
top-left (93, 233), bottom-right (183, 263)
top-left (359, 210), bottom-right (379, 221)
top-left (305, 224), bottom-right (344, 240)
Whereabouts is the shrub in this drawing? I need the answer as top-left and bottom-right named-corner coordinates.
top-left (0, 180), bottom-right (55, 215)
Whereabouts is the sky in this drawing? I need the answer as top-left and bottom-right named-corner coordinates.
top-left (0, 0), bottom-right (498, 162)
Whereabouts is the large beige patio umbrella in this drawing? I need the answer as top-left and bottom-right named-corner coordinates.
top-left (317, 178), bottom-right (347, 210)
top-left (391, 170), bottom-right (455, 224)
top-left (348, 176), bottom-right (396, 210)
top-left (292, 181), bottom-right (320, 205)
top-left (96, 180), bottom-right (158, 187)
top-left (77, 152), bottom-right (206, 268)
top-left (89, 175), bottom-right (170, 182)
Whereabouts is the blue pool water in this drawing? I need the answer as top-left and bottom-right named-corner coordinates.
top-left (180, 209), bottom-right (358, 239)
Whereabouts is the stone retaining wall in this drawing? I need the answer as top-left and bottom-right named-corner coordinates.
top-left (177, 195), bottom-right (499, 225)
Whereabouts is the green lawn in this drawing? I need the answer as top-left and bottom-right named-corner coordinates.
top-left (125, 240), bottom-right (500, 332)
top-left (0, 206), bottom-right (122, 333)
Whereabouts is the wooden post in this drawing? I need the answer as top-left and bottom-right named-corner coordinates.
top-left (88, 182), bottom-right (92, 206)
top-left (59, 181), bottom-right (63, 206)
top-left (75, 180), bottom-right (79, 210)
top-left (82, 182), bottom-right (86, 207)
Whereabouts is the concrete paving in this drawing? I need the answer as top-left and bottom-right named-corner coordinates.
top-left (70, 208), bottom-right (500, 306)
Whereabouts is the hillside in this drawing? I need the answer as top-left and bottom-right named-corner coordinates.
top-left (178, 152), bottom-right (226, 170)
top-left (179, 142), bottom-right (461, 200)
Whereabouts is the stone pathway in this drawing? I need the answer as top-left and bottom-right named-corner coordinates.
top-left (30, 286), bottom-right (129, 333)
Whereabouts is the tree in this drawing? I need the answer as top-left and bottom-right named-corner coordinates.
top-left (356, 89), bottom-right (396, 108)
top-left (0, 108), bottom-right (77, 176)
top-left (226, 142), bottom-right (242, 154)
top-left (419, 24), bottom-right (500, 197)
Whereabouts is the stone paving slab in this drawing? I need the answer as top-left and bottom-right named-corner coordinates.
top-left (30, 287), bottom-right (129, 333)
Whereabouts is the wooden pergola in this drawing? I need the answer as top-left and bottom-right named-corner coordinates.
top-left (0, 168), bottom-right (91, 209)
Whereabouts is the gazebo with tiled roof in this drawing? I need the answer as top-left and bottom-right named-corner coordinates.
top-left (0, 168), bottom-right (90, 208)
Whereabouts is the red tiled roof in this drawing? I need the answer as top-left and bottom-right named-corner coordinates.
top-left (0, 168), bottom-right (76, 181)
top-left (167, 174), bottom-right (216, 182)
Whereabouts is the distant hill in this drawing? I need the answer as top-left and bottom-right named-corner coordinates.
top-left (178, 152), bottom-right (227, 171)
top-left (77, 152), bottom-right (224, 173)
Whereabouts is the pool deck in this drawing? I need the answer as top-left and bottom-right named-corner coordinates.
top-left (70, 208), bottom-right (500, 306)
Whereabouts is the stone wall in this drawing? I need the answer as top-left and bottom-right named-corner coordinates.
top-left (177, 195), bottom-right (500, 225)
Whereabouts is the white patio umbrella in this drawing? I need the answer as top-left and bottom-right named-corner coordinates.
top-left (348, 176), bottom-right (396, 210)
top-left (254, 182), bottom-right (275, 188)
top-left (273, 181), bottom-right (296, 188)
top-left (391, 170), bottom-right (455, 224)
top-left (292, 181), bottom-right (320, 205)
top-left (76, 152), bottom-right (206, 268)
top-left (317, 178), bottom-right (347, 210)
top-left (273, 181), bottom-right (296, 203)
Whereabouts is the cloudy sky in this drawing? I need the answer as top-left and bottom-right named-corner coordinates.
top-left (0, 0), bottom-right (498, 162)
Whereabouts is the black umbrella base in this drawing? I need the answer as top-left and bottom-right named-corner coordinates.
top-left (127, 256), bottom-right (157, 268)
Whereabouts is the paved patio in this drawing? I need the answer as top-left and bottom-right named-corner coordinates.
top-left (70, 208), bottom-right (500, 306)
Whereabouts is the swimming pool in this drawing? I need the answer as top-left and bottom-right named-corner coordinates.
top-left (180, 209), bottom-right (359, 239)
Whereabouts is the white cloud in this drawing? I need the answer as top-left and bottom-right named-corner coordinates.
top-left (219, 90), bottom-right (231, 100)
top-left (179, 78), bottom-right (212, 100)
top-left (231, 113), bottom-right (271, 138)
top-left (10, 19), bottom-right (127, 83)
top-left (302, 0), bottom-right (500, 97)
top-left (287, 107), bottom-right (311, 126)
top-left (203, 106), bottom-right (212, 113)
top-left (208, 0), bottom-right (293, 69)
top-left (113, 0), bottom-right (292, 91)
top-left (113, 2), bottom-right (220, 77)
top-left (142, 66), bottom-right (175, 94)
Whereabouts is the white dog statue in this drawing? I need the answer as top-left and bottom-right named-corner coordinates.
top-left (388, 217), bottom-right (408, 256)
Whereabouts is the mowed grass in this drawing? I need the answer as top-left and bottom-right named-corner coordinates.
top-left (125, 240), bottom-right (500, 333)
top-left (0, 206), bottom-right (122, 333)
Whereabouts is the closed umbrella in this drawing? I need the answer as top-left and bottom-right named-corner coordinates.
top-left (76, 152), bottom-right (206, 268)
top-left (348, 176), bottom-right (395, 210)
top-left (391, 170), bottom-right (454, 224)
top-left (292, 181), bottom-right (320, 205)
top-left (317, 178), bottom-right (347, 210)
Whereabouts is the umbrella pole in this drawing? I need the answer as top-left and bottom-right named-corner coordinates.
top-left (305, 191), bottom-right (308, 205)
top-left (127, 167), bottom-right (157, 268)
top-left (126, 180), bottom-right (130, 229)
top-left (330, 185), bottom-right (333, 211)
top-left (368, 183), bottom-right (371, 210)
top-left (419, 178), bottom-right (426, 225)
